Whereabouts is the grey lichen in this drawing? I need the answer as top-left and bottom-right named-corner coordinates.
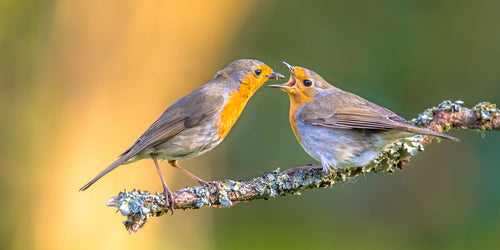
top-left (106, 190), bottom-right (168, 233)
top-left (473, 102), bottom-right (498, 122)
top-left (192, 186), bottom-right (213, 208)
top-left (217, 183), bottom-right (233, 207)
top-left (261, 167), bottom-right (331, 198)
top-left (365, 135), bottom-right (424, 173)
top-left (411, 100), bottom-right (463, 126)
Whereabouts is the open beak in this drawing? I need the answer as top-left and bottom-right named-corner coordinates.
top-left (265, 72), bottom-right (285, 80)
top-left (269, 61), bottom-right (295, 90)
top-left (282, 61), bottom-right (294, 75)
top-left (268, 83), bottom-right (289, 89)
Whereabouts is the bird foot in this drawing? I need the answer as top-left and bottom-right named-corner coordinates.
top-left (162, 187), bottom-right (175, 214)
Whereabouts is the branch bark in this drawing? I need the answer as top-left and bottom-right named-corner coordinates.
top-left (105, 101), bottom-right (499, 233)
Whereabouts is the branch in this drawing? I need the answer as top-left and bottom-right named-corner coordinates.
top-left (106, 101), bottom-right (499, 233)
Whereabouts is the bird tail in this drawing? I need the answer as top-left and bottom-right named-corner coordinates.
top-left (406, 126), bottom-right (459, 142)
top-left (79, 156), bottom-right (129, 191)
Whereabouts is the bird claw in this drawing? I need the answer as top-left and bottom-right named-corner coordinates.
top-left (162, 188), bottom-right (175, 214)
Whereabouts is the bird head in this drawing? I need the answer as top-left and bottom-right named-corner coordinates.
top-left (269, 62), bottom-right (334, 104)
top-left (216, 59), bottom-right (284, 91)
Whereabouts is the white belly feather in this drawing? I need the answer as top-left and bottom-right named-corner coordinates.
top-left (295, 118), bottom-right (388, 172)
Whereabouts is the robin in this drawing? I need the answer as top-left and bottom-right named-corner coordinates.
top-left (270, 62), bottom-right (458, 174)
top-left (80, 59), bottom-right (284, 210)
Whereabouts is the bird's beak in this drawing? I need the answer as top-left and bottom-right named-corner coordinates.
top-left (282, 61), bottom-right (294, 75)
top-left (268, 83), bottom-right (289, 89)
top-left (269, 62), bottom-right (297, 91)
top-left (265, 72), bottom-right (285, 80)
top-left (269, 61), bottom-right (296, 91)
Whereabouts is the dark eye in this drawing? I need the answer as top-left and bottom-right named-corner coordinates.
top-left (303, 79), bottom-right (312, 87)
top-left (254, 69), bottom-right (262, 76)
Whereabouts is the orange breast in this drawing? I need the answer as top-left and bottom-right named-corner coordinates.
top-left (288, 93), bottom-right (314, 143)
top-left (216, 83), bottom-right (259, 139)
top-left (289, 101), bottom-right (302, 141)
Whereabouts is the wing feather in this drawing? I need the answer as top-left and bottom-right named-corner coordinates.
top-left (300, 90), bottom-right (416, 131)
top-left (299, 89), bottom-right (458, 141)
top-left (120, 85), bottom-right (224, 158)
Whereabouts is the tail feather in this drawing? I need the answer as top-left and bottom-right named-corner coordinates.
top-left (407, 126), bottom-right (459, 142)
top-left (79, 156), bottom-right (129, 191)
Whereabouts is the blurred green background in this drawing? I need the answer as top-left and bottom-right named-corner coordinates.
top-left (1, 0), bottom-right (499, 249)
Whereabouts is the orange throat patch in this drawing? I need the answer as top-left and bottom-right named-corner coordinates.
top-left (216, 82), bottom-right (261, 139)
top-left (288, 92), bottom-right (314, 142)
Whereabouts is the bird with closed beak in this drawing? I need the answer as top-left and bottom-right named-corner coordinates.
top-left (270, 62), bottom-right (458, 174)
top-left (80, 59), bottom-right (284, 211)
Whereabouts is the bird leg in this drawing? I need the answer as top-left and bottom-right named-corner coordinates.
top-left (151, 153), bottom-right (174, 213)
top-left (168, 160), bottom-right (220, 193)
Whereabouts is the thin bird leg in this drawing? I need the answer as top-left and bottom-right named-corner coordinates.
top-left (168, 160), bottom-right (209, 185)
top-left (168, 160), bottom-right (220, 193)
top-left (151, 153), bottom-right (174, 213)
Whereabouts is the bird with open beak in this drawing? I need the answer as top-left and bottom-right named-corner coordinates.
top-left (270, 61), bottom-right (458, 173)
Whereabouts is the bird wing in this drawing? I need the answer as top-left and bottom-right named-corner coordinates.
top-left (298, 90), bottom-right (414, 130)
top-left (120, 84), bottom-right (225, 158)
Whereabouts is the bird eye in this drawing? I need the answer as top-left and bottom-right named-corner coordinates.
top-left (254, 69), bottom-right (262, 77)
top-left (303, 79), bottom-right (312, 87)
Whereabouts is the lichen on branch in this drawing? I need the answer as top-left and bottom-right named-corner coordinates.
top-left (105, 100), bottom-right (499, 234)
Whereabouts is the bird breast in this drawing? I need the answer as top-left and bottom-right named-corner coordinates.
top-left (216, 83), bottom-right (260, 139)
